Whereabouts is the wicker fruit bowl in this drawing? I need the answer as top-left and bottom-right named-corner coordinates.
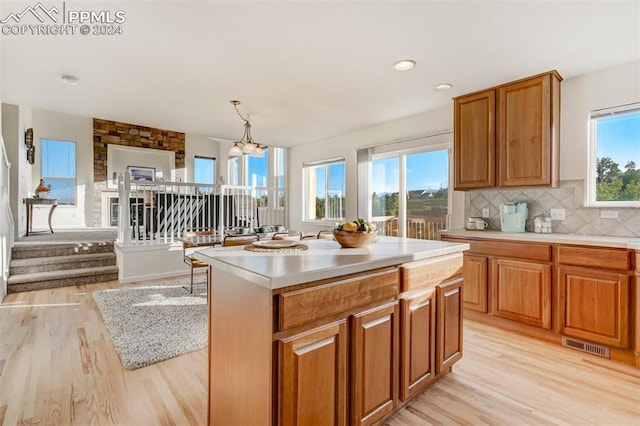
top-left (332, 229), bottom-right (378, 248)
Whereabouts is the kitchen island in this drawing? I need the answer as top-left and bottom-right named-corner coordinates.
top-left (195, 236), bottom-right (469, 425)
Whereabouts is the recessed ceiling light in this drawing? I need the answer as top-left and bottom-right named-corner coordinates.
top-left (433, 83), bottom-right (453, 91)
top-left (61, 75), bottom-right (79, 85)
top-left (393, 59), bottom-right (416, 71)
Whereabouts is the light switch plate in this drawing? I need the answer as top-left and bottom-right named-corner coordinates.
top-left (482, 208), bottom-right (490, 218)
top-left (550, 208), bottom-right (565, 220)
top-left (600, 210), bottom-right (619, 219)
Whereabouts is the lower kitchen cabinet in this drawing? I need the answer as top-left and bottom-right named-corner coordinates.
top-left (437, 278), bottom-right (464, 373)
top-left (277, 320), bottom-right (348, 426)
top-left (491, 258), bottom-right (552, 329)
top-left (399, 288), bottom-right (436, 401)
top-left (462, 254), bottom-right (488, 313)
top-left (558, 266), bottom-right (630, 348)
top-left (351, 302), bottom-right (399, 426)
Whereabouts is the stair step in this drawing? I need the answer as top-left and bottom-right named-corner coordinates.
top-left (11, 242), bottom-right (115, 259)
top-left (9, 252), bottom-right (116, 275)
top-left (7, 266), bottom-right (119, 293)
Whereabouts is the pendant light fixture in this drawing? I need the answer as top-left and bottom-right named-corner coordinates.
top-left (228, 100), bottom-right (265, 158)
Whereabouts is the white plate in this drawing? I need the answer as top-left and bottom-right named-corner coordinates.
top-left (252, 240), bottom-right (298, 249)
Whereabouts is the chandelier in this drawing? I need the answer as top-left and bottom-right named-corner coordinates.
top-left (228, 100), bottom-right (265, 158)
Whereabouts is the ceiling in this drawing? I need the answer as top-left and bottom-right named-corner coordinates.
top-left (2, 1), bottom-right (639, 148)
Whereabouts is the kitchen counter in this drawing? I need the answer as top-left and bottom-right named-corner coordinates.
top-left (441, 229), bottom-right (640, 249)
top-left (194, 236), bottom-right (469, 289)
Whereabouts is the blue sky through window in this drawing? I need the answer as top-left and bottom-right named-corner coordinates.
top-left (596, 111), bottom-right (640, 167)
top-left (194, 157), bottom-right (215, 185)
top-left (373, 149), bottom-right (448, 194)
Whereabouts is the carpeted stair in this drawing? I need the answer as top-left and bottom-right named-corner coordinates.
top-left (7, 241), bottom-right (118, 293)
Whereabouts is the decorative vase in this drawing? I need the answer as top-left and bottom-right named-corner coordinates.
top-left (35, 178), bottom-right (50, 198)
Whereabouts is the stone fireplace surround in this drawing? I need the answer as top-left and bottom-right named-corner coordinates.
top-left (93, 118), bottom-right (185, 227)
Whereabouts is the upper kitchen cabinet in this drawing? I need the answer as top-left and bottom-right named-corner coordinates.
top-left (454, 71), bottom-right (562, 190)
top-left (454, 89), bottom-right (496, 189)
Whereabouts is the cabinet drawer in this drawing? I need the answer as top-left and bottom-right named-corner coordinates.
top-left (277, 268), bottom-right (399, 331)
top-left (557, 245), bottom-right (631, 272)
top-left (446, 238), bottom-right (552, 262)
top-left (400, 254), bottom-right (463, 292)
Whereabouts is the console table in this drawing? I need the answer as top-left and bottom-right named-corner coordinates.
top-left (24, 197), bottom-right (58, 236)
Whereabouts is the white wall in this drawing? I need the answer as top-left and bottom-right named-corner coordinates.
top-left (31, 109), bottom-right (93, 229)
top-left (288, 106), bottom-right (467, 232)
top-left (560, 60), bottom-right (640, 181)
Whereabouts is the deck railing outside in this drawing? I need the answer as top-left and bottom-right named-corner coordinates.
top-left (116, 173), bottom-right (285, 245)
top-left (372, 216), bottom-right (446, 240)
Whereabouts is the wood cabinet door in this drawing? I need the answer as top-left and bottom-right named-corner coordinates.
top-left (462, 254), bottom-right (488, 313)
top-left (491, 259), bottom-right (552, 329)
top-left (497, 73), bottom-right (558, 187)
top-left (277, 320), bottom-right (348, 426)
top-left (436, 278), bottom-right (463, 373)
top-left (454, 89), bottom-right (496, 190)
top-left (559, 266), bottom-right (630, 348)
top-left (351, 302), bottom-right (399, 426)
top-left (400, 289), bottom-right (436, 402)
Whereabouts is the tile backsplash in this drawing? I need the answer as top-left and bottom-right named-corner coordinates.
top-left (465, 180), bottom-right (640, 237)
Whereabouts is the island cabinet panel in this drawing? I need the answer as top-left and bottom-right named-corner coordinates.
top-left (454, 89), bottom-right (496, 189)
top-left (277, 320), bottom-right (347, 426)
top-left (400, 254), bottom-right (463, 292)
top-left (437, 278), bottom-right (464, 373)
top-left (558, 266), bottom-right (630, 348)
top-left (491, 259), bottom-right (552, 329)
top-left (351, 302), bottom-right (399, 426)
top-left (462, 254), bottom-right (488, 313)
top-left (497, 72), bottom-right (560, 187)
top-left (399, 288), bottom-right (436, 401)
top-left (276, 268), bottom-right (399, 332)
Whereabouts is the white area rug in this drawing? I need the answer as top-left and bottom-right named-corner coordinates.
top-left (93, 278), bottom-right (207, 370)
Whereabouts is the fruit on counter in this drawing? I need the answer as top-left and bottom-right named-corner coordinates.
top-left (336, 218), bottom-right (377, 233)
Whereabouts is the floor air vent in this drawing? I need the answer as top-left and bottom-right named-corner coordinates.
top-left (562, 336), bottom-right (610, 358)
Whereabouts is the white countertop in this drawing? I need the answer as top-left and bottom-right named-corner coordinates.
top-left (194, 236), bottom-right (469, 289)
top-left (442, 229), bottom-right (640, 249)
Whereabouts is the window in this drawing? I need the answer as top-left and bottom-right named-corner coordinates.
top-left (227, 147), bottom-right (286, 188)
top-left (247, 149), bottom-right (268, 187)
top-left (371, 147), bottom-right (450, 240)
top-left (41, 139), bottom-right (76, 204)
top-left (194, 156), bottom-right (215, 193)
top-left (588, 103), bottom-right (640, 206)
top-left (228, 156), bottom-right (239, 185)
top-left (303, 158), bottom-right (345, 221)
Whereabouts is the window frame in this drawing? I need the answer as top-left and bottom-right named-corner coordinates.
top-left (586, 102), bottom-right (640, 207)
top-left (302, 157), bottom-right (346, 223)
top-left (41, 138), bottom-right (77, 205)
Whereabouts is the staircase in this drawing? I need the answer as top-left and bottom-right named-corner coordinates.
top-left (7, 241), bottom-right (119, 293)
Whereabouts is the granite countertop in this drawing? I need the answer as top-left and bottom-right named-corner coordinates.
top-left (194, 236), bottom-right (469, 289)
top-left (441, 229), bottom-right (640, 249)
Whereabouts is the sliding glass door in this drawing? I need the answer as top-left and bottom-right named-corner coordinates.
top-left (371, 148), bottom-right (449, 240)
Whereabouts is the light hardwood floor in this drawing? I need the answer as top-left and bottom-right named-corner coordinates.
top-left (1, 281), bottom-right (639, 425)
